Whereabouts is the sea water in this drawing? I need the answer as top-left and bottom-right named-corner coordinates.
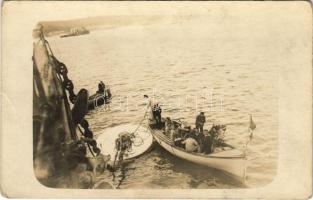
top-left (49, 15), bottom-right (278, 188)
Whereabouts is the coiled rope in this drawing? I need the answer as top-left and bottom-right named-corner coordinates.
top-left (114, 109), bottom-right (151, 159)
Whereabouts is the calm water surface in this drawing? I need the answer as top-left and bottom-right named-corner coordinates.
top-left (49, 16), bottom-right (278, 188)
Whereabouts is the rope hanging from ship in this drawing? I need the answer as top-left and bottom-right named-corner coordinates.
top-left (38, 30), bottom-right (148, 161)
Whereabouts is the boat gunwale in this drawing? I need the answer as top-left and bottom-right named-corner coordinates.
top-left (88, 93), bottom-right (112, 101)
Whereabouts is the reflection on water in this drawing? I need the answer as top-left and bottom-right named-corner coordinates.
top-left (112, 163), bottom-right (127, 189)
top-left (48, 15), bottom-right (278, 188)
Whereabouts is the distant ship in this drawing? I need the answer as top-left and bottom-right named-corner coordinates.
top-left (60, 27), bottom-right (90, 38)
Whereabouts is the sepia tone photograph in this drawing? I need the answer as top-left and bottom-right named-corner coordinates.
top-left (33, 8), bottom-right (278, 189)
top-left (1, 1), bottom-right (312, 198)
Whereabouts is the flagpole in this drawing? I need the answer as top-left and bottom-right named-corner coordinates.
top-left (244, 114), bottom-right (256, 156)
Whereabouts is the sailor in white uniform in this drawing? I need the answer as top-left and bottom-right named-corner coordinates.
top-left (144, 95), bottom-right (157, 123)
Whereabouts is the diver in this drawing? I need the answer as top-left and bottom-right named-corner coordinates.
top-left (113, 132), bottom-right (134, 168)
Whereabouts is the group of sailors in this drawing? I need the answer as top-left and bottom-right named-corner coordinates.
top-left (164, 112), bottom-right (215, 154)
top-left (144, 95), bottom-right (226, 154)
top-left (165, 113), bottom-right (226, 154)
top-left (152, 104), bottom-right (226, 154)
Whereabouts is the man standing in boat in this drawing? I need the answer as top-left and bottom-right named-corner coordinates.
top-left (144, 95), bottom-right (162, 125)
top-left (153, 104), bottom-right (162, 125)
top-left (195, 112), bottom-right (206, 134)
top-left (98, 81), bottom-right (105, 94)
top-left (144, 95), bottom-right (155, 122)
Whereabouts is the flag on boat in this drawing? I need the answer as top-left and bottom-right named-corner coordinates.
top-left (249, 114), bottom-right (256, 139)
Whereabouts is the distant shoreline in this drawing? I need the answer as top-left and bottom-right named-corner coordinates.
top-left (37, 15), bottom-right (192, 37)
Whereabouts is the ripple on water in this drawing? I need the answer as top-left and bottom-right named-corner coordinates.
top-left (51, 21), bottom-right (278, 188)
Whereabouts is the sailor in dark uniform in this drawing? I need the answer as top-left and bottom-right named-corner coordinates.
top-left (153, 104), bottom-right (162, 125)
top-left (98, 81), bottom-right (105, 94)
top-left (195, 112), bottom-right (206, 133)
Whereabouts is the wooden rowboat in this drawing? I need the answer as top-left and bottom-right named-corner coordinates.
top-left (149, 121), bottom-right (247, 182)
top-left (87, 91), bottom-right (112, 110)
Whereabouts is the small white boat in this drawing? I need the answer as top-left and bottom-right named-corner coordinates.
top-left (149, 122), bottom-right (247, 182)
top-left (97, 124), bottom-right (153, 162)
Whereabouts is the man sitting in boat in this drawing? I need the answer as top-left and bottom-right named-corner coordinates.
top-left (201, 130), bottom-right (214, 154)
top-left (191, 128), bottom-right (198, 139)
top-left (180, 126), bottom-right (191, 139)
top-left (194, 128), bottom-right (205, 153)
top-left (209, 124), bottom-right (227, 147)
top-left (193, 124), bottom-right (227, 154)
top-left (182, 137), bottom-right (200, 153)
top-left (169, 124), bottom-right (187, 148)
top-left (164, 117), bottom-right (172, 134)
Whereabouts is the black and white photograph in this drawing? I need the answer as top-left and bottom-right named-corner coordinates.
top-left (1, 1), bottom-right (312, 198)
top-left (33, 7), bottom-right (279, 189)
